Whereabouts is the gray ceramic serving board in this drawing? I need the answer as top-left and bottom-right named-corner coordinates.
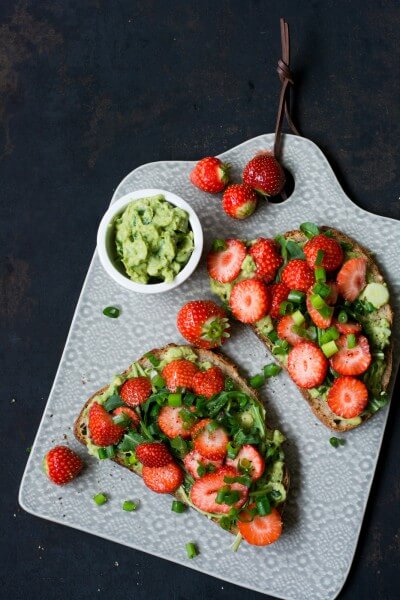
top-left (20, 134), bottom-right (400, 600)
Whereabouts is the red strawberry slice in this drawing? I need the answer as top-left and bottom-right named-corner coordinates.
top-left (334, 320), bottom-right (362, 335)
top-left (269, 282), bottom-right (290, 319)
top-left (249, 238), bottom-right (283, 282)
top-left (158, 405), bottom-right (196, 439)
top-left (277, 315), bottom-right (306, 347)
top-left (88, 402), bottom-right (126, 447)
top-left (243, 154), bottom-right (285, 196)
top-left (304, 234), bottom-right (344, 271)
top-left (192, 418), bottom-right (229, 460)
top-left (327, 376), bottom-right (369, 418)
top-left (192, 366), bottom-right (225, 399)
top-left (207, 239), bottom-right (247, 283)
top-left (325, 282), bottom-right (339, 305)
top-left (222, 183), bottom-right (258, 219)
top-left (238, 505), bottom-right (282, 546)
top-left (112, 406), bottom-right (140, 429)
top-left (44, 446), bottom-right (84, 485)
top-left (120, 377), bottom-right (152, 407)
top-left (337, 258), bottom-right (367, 302)
top-left (162, 359), bottom-right (199, 392)
top-left (229, 279), bottom-right (270, 324)
top-left (226, 445), bottom-right (265, 480)
top-left (135, 442), bottom-right (173, 468)
top-left (330, 334), bottom-right (371, 376)
top-left (190, 156), bottom-right (229, 193)
top-left (306, 288), bottom-right (333, 329)
top-left (183, 450), bottom-right (223, 480)
top-left (281, 259), bottom-right (315, 293)
top-left (142, 462), bottom-right (183, 493)
top-left (190, 466), bottom-right (248, 514)
top-left (287, 342), bottom-right (328, 389)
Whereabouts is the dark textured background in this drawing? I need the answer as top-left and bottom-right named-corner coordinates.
top-left (1, 1), bottom-right (399, 598)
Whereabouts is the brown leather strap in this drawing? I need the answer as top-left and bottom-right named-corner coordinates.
top-left (274, 18), bottom-right (299, 160)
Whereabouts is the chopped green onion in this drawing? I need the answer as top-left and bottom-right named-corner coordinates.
top-left (93, 493), bottom-right (107, 505)
top-left (105, 445), bottom-right (116, 458)
top-left (212, 239), bottom-right (227, 252)
top-left (300, 222), bottom-right (320, 239)
top-left (272, 339), bottom-right (289, 356)
top-left (152, 375), bottom-right (165, 389)
top-left (313, 282), bottom-right (331, 298)
top-left (286, 240), bottom-right (305, 259)
top-left (185, 542), bottom-right (198, 559)
top-left (291, 310), bottom-right (305, 326)
top-left (320, 326), bottom-right (340, 345)
top-left (279, 300), bottom-right (294, 316)
top-left (122, 500), bottom-right (138, 512)
top-left (315, 266), bottom-right (326, 282)
top-left (308, 325), bottom-right (317, 341)
top-left (128, 454), bottom-right (138, 465)
top-left (347, 334), bottom-right (356, 349)
top-left (263, 363), bottom-right (282, 378)
top-left (267, 330), bottom-right (279, 343)
top-left (97, 448), bottom-right (108, 460)
top-left (112, 413), bottom-right (131, 427)
top-left (227, 442), bottom-right (240, 459)
top-left (288, 290), bottom-right (305, 304)
top-left (225, 377), bottom-right (235, 391)
top-left (103, 394), bottom-right (124, 412)
top-left (196, 464), bottom-right (206, 477)
top-left (340, 241), bottom-right (353, 251)
top-left (368, 392), bottom-right (389, 414)
top-left (256, 496), bottom-right (271, 516)
top-left (216, 487), bottom-right (230, 504)
top-left (330, 437), bottom-right (345, 448)
top-left (338, 310), bottom-right (348, 324)
top-left (172, 500), bottom-right (186, 513)
top-left (224, 474), bottom-right (253, 487)
top-left (249, 374), bottom-right (265, 389)
top-left (315, 249), bottom-right (325, 266)
top-left (321, 340), bottom-right (339, 358)
top-left (168, 393), bottom-right (182, 407)
top-left (145, 352), bottom-right (160, 367)
top-left (310, 294), bottom-right (325, 310)
top-left (103, 306), bottom-right (120, 319)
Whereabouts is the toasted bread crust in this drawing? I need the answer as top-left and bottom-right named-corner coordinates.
top-left (74, 344), bottom-right (290, 531)
top-left (252, 226), bottom-right (393, 432)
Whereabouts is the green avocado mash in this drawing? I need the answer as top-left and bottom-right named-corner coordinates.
top-left (114, 195), bottom-right (194, 284)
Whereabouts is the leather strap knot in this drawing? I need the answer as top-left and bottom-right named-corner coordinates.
top-left (277, 58), bottom-right (293, 85)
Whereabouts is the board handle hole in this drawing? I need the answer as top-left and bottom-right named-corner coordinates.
top-left (268, 168), bottom-right (295, 204)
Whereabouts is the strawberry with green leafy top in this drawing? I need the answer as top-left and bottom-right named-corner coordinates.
top-left (190, 156), bottom-right (229, 193)
top-left (249, 238), bottom-right (283, 282)
top-left (207, 239), bottom-right (247, 283)
top-left (177, 300), bottom-right (230, 349)
top-left (222, 183), bottom-right (257, 219)
top-left (44, 446), bottom-right (84, 485)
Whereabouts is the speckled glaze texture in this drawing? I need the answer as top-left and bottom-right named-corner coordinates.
top-left (19, 134), bottom-right (400, 600)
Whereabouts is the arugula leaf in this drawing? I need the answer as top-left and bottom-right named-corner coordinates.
top-left (300, 222), bottom-right (320, 239)
top-left (286, 240), bottom-right (305, 259)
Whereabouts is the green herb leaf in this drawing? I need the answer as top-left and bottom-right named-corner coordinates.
top-left (249, 374), bottom-right (265, 389)
top-left (145, 352), bottom-right (160, 367)
top-left (103, 394), bottom-right (124, 412)
top-left (286, 240), bottom-right (305, 259)
top-left (263, 363), bottom-right (282, 378)
top-left (171, 500), bottom-right (186, 513)
top-left (103, 306), bottom-right (120, 319)
top-left (367, 392), bottom-right (389, 414)
top-left (300, 222), bottom-right (320, 239)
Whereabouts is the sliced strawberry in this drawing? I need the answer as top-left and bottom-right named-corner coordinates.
top-left (183, 450), bottom-right (223, 479)
top-left (306, 288), bottom-right (333, 329)
top-left (120, 377), bottom-right (152, 407)
top-left (281, 259), bottom-right (315, 293)
top-left (229, 279), bottom-right (270, 324)
top-left (304, 234), bottom-right (344, 271)
top-left (287, 342), bottom-right (328, 389)
top-left (269, 282), bottom-right (290, 319)
top-left (277, 315), bottom-right (306, 346)
top-left (330, 334), bottom-right (371, 376)
top-left (238, 506), bottom-right (282, 546)
top-left (226, 445), bottom-right (265, 481)
top-left (192, 366), bottom-right (225, 399)
top-left (334, 320), bottom-right (362, 335)
top-left (207, 239), bottom-right (247, 283)
top-left (190, 466), bottom-right (248, 514)
top-left (327, 376), bottom-right (369, 418)
top-left (192, 418), bottom-right (229, 460)
top-left (325, 282), bottom-right (339, 305)
top-left (158, 405), bottom-right (196, 439)
top-left (44, 446), bottom-right (84, 485)
top-left (112, 406), bottom-right (140, 429)
top-left (88, 402), bottom-right (126, 447)
top-left (135, 442), bottom-right (172, 468)
top-left (337, 258), bottom-right (367, 302)
top-left (162, 359), bottom-right (199, 392)
top-left (249, 238), bottom-right (283, 282)
top-left (142, 462), bottom-right (183, 493)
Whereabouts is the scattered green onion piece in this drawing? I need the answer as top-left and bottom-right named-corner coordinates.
top-left (320, 326), bottom-right (340, 345)
top-left (291, 310), bottom-right (305, 326)
top-left (103, 306), bottom-right (120, 319)
top-left (249, 373), bottom-right (265, 389)
top-left (145, 352), bottom-right (160, 367)
top-left (122, 500), bottom-right (138, 512)
top-left (93, 493), bottom-right (107, 505)
top-left (288, 290), bottom-right (305, 304)
top-left (216, 487), bottom-right (230, 504)
top-left (152, 374), bottom-right (165, 389)
top-left (338, 310), bottom-right (348, 324)
top-left (279, 300), bottom-right (294, 316)
top-left (105, 445), bottom-right (116, 458)
top-left (321, 340), bottom-right (339, 358)
top-left (172, 500), bottom-right (186, 513)
top-left (315, 249), bottom-right (325, 266)
top-left (315, 266), bottom-right (326, 283)
top-left (112, 412), bottom-right (131, 427)
top-left (212, 239), bottom-right (227, 252)
top-left (313, 282), bottom-right (331, 298)
top-left (128, 454), bottom-right (138, 465)
top-left (347, 334), bottom-right (357, 349)
top-left (168, 393), bottom-right (182, 407)
top-left (185, 542), bottom-right (198, 559)
top-left (256, 496), bottom-right (271, 516)
top-left (97, 448), bottom-right (108, 460)
top-left (263, 363), bottom-right (282, 378)
top-left (267, 330), bottom-right (279, 343)
top-left (300, 222), bottom-right (320, 239)
top-left (330, 437), bottom-right (345, 448)
top-left (310, 294), bottom-right (325, 310)
top-left (196, 464), bottom-right (206, 477)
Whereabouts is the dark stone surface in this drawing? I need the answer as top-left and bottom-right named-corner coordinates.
top-left (1, 1), bottom-right (399, 598)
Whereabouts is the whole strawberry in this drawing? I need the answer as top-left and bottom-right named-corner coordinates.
top-left (243, 154), bottom-right (285, 196)
top-left (44, 445), bottom-right (84, 485)
top-left (120, 376), bottom-right (152, 407)
top-left (177, 300), bottom-right (230, 348)
top-left (162, 359), bottom-right (199, 392)
top-left (249, 238), bottom-right (283, 282)
top-left (88, 402), bottom-right (126, 447)
top-left (192, 366), bottom-right (225, 398)
top-left (136, 442), bottom-right (173, 468)
top-left (190, 157), bottom-right (229, 193)
top-left (222, 183), bottom-right (257, 219)
top-left (269, 282), bottom-right (290, 319)
top-left (281, 259), bottom-right (315, 293)
top-left (304, 234), bottom-right (344, 271)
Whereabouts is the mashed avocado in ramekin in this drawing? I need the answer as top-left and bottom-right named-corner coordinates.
top-left (113, 195), bottom-right (194, 284)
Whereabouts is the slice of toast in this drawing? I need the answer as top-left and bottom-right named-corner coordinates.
top-left (74, 344), bottom-right (290, 536)
top-left (252, 227), bottom-right (393, 432)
